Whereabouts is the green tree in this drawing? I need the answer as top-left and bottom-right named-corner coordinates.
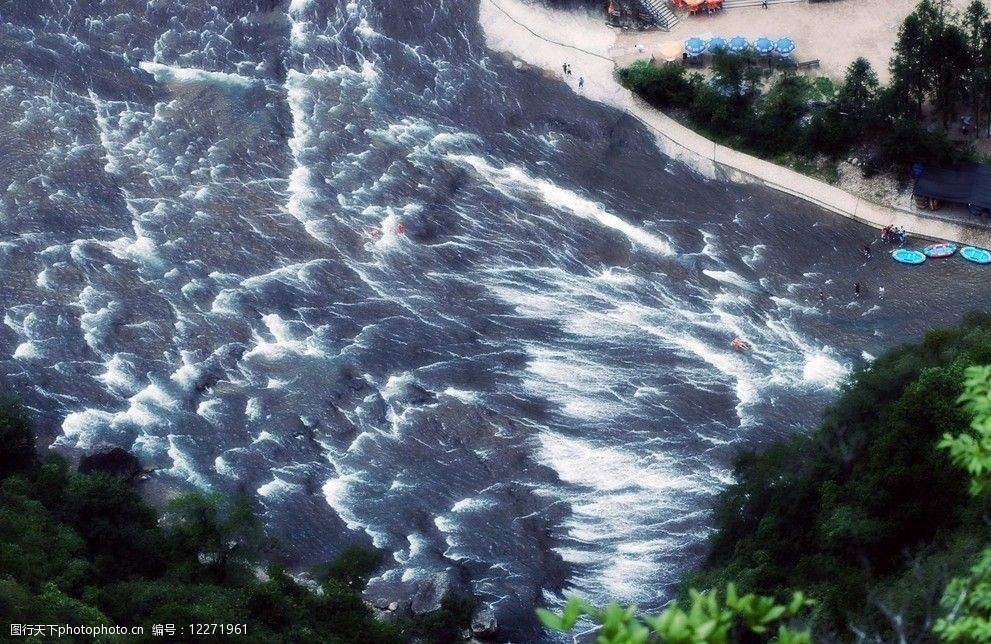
top-left (0, 396), bottom-right (35, 478)
top-left (934, 365), bottom-right (991, 641)
top-left (838, 57), bottom-right (879, 118)
top-left (163, 491), bottom-right (264, 583)
top-left (891, 11), bottom-right (929, 117)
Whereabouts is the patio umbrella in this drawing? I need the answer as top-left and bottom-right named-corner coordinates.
top-left (684, 36), bottom-right (707, 56)
top-left (754, 36), bottom-right (774, 55)
top-left (775, 37), bottom-right (796, 55)
top-left (728, 36), bottom-right (749, 53)
top-left (656, 41), bottom-right (683, 62)
top-left (708, 36), bottom-right (727, 52)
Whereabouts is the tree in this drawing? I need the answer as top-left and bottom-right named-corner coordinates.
top-left (0, 396), bottom-right (35, 478)
top-left (934, 365), bottom-right (991, 641)
top-left (963, 1), bottom-right (990, 132)
top-left (891, 11), bottom-right (929, 117)
top-left (163, 491), bottom-right (264, 583)
top-left (838, 57), bottom-right (879, 118)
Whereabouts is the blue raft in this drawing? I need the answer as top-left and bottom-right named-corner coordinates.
top-left (891, 248), bottom-right (926, 265)
top-left (961, 246), bottom-right (991, 264)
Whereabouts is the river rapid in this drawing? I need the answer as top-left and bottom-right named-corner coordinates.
top-left (1, 0), bottom-right (989, 639)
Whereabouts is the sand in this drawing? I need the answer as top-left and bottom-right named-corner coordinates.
top-left (479, 0), bottom-right (632, 109)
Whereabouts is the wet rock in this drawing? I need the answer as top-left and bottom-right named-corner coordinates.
top-left (471, 607), bottom-right (499, 639)
top-left (411, 572), bottom-right (449, 615)
top-left (78, 446), bottom-right (142, 480)
top-left (373, 597), bottom-right (390, 609)
top-left (388, 601), bottom-right (398, 611)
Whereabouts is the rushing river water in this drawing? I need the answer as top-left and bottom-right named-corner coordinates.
top-left (2, 0), bottom-right (991, 638)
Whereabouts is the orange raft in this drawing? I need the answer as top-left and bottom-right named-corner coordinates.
top-left (731, 338), bottom-right (748, 351)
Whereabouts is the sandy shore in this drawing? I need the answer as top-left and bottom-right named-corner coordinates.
top-left (479, 0), bottom-right (629, 109)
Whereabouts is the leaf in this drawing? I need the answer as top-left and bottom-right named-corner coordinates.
top-left (536, 608), bottom-right (564, 631)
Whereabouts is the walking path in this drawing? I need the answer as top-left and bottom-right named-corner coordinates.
top-left (479, 0), bottom-right (991, 248)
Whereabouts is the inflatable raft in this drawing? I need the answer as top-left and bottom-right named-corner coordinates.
top-left (923, 242), bottom-right (958, 258)
top-left (891, 248), bottom-right (926, 265)
top-left (961, 246), bottom-right (991, 264)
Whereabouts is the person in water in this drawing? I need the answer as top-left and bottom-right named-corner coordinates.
top-left (731, 338), bottom-right (748, 350)
top-left (855, 281), bottom-right (861, 297)
top-left (863, 244), bottom-right (871, 259)
top-left (818, 289), bottom-right (825, 304)
top-left (879, 285), bottom-right (885, 299)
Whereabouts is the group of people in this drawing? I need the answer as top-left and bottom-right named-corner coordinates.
top-left (879, 225), bottom-right (907, 244)
top-left (561, 63), bottom-right (584, 89)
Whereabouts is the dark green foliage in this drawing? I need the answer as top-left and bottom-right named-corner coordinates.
top-left (753, 75), bottom-right (814, 156)
top-left (689, 313), bottom-right (991, 641)
top-left (838, 57), bottom-right (879, 118)
top-left (618, 61), bottom-right (694, 108)
top-left (315, 544), bottom-right (384, 590)
top-left (395, 595), bottom-right (478, 644)
top-left (0, 396), bottom-right (35, 478)
top-left (0, 401), bottom-right (401, 643)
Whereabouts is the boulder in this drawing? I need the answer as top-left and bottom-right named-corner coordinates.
top-left (410, 572), bottom-right (449, 615)
top-left (78, 446), bottom-right (141, 480)
top-left (471, 607), bottom-right (499, 639)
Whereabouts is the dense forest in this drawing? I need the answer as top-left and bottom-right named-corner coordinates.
top-left (0, 398), bottom-right (473, 643)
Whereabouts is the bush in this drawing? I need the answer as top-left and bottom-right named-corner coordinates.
top-left (618, 61), bottom-right (693, 108)
top-left (315, 545), bottom-right (383, 590)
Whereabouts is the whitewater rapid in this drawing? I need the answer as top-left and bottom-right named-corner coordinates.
top-left (2, 0), bottom-right (991, 639)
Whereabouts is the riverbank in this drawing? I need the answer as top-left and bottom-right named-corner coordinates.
top-left (479, 0), bottom-right (991, 248)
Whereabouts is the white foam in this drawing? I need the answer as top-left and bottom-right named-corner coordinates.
top-left (702, 269), bottom-right (751, 290)
top-left (539, 431), bottom-right (711, 600)
top-left (166, 434), bottom-right (210, 487)
top-left (138, 61), bottom-right (257, 89)
top-left (13, 342), bottom-right (39, 360)
top-left (442, 388), bottom-right (479, 403)
top-left (802, 352), bottom-right (848, 388)
top-left (258, 477), bottom-right (297, 499)
top-left (451, 154), bottom-right (673, 256)
top-left (99, 354), bottom-right (141, 394)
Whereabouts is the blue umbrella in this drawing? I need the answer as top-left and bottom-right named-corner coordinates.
top-left (708, 36), bottom-right (727, 52)
top-left (684, 36), bottom-right (707, 56)
top-left (728, 36), bottom-right (749, 53)
top-left (754, 36), bottom-right (774, 55)
top-left (775, 37), bottom-right (796, 55)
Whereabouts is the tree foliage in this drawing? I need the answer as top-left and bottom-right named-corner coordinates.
top-left (686, 313), bottom-right (991, 641)
top-left (537, 584), bottom-right (812, 644)
top-left (933, 364), bottom-right (991, 641)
